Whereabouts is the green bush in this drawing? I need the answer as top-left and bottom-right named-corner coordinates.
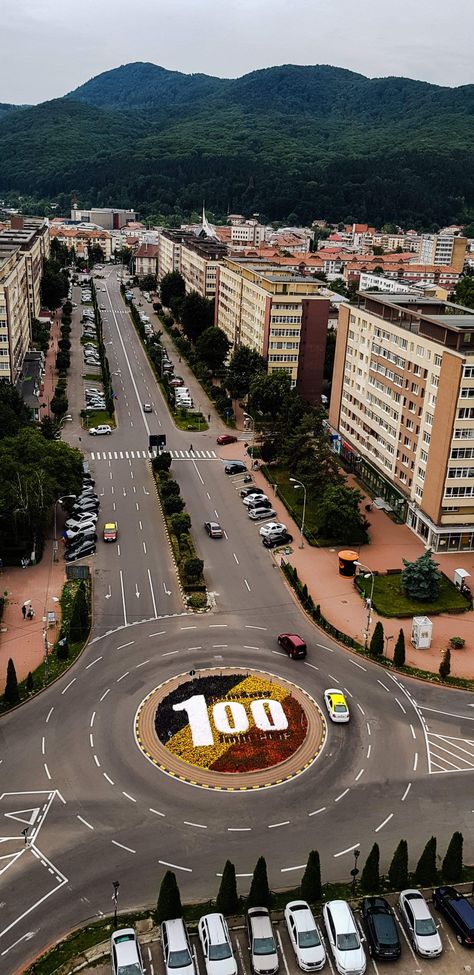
top-left (442, 831), bottom-right (463, 882)
top-left (163, 495), bottom-right (185, 516)
top-left (216, 861), bottom-right (239, 916)
top-left (187, 592), bottom-right (207, 609)
top-left (388, 840), bottom-right (408, 890)
top-left (183, 556), bottom-right (204, 583)
top-left (156, 871), bottom-right (182, 924)
top-left (301, 851), bottom-right (322, 903)
top-left (247, 857), bottom-right (271, 909)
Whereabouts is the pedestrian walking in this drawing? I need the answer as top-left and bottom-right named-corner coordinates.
top-left (207, 414), bottom-right (211, 423)
top-left (189, 444), bottom-right (194, 452)
top-left (21, 603), bottom-right (27, 619)
top-left (27, 607), bottom-right (34, 620)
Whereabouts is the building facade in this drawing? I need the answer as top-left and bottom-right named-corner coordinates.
top-left (215, 258), bottom-right (329, 403)
top-left (0, 246), bottom-right (30, 382)
top-left (329, 292), bottom-right (474, 552)
top-left (417, 234), bottom-right (467, 271)
top-left (70, 207), bottom-right (136, 229)
top-left (134, 243), bottom-right (159, 278)
top-left (0, 217), bottom-right (49, 321)
top-left (158, 231), bottom-right (227, 299)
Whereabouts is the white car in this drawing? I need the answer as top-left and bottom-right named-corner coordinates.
top-left (323, 901), bottom-right (366, 975)
top-left (65, 512), bottom-right (98, 530)
top-left (161, 918), bottom-right (196, 975)
top-left (284, 901), bottom-right (326, 971)
top-left (89, 424), bottom-right (112, 436)
top-left (324, 688), bottom-right (350, 723)
top-left (259, 521), bottom-right (287, 537)
top-left (242, 493), bottom-right (269, 507)
top-left (248, 507), bottom-right (276, 520)
top-left (111, 927), bottom-right (144, 975)
top-left (398, 890), bottom-right (442, 958)
top-left (198, 913), bottom-right (237, 975)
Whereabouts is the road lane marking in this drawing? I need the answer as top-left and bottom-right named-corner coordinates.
top-left (395, 698), bottom-right (407, 714)
top-left (86, 657), bottom-right (102, 670)
top-left (244, 646), bottom-right (259, 650)
top-left (357, 703), bottom-right (365, 715)
top-left (366, 744), bottom-right (372, 759)
top-left (45, 707), bottom-right (54, 723)
top-left (150, 808), bottom-right (165, 817)
top-left (61, 678), bottom-right (76, 695)
top-left (103, 773), bottom-right (115, 785)
top-left (268, 821), bottom-right (290, 828)
top-left (355, 769), bottom-right (364, 781)
top-left (350, 659), bottom-right (367, 671)
top-left (77, 815), bottom-right (94, 830)
top-left (228, 827), bottom-right (252, 831)
top-left (317, 642), bottom-right (334, 652)
top-left (158, 859), bottom-right (192, 872)
top-left (163, 650), bottom-right (179, 656)
top-left (149, 631), bottom-right (166, 637)
top-left (99, 688), bottom-right (110, 702)
top-left (89, 734), bottom-right (94, 748)
top-left (116, 641), bottom-right (134, 650)
top-left (335, 789), bottom-right (349, 802)
top-left (308, 807), bottom-right (326, 816)
top-left (410, 724), bottom-right (416, 739)
top-left (148, 569), bottom-right (158, 618)
top-left (246, 625), bottom-right (267, 630)
top-left (192, 460), bottom-right (204, 485)
top-left (90, 711), bottom-right (96, 727)
top-left (233, 553), bottom-right (239, 564)
top-left (334, 843), bottom-right (360, 857)
top-left (44, 763), bottom-right (51, 780)
top-left (184, 821), bottom-right (207, 829)
top-left (401, 783), bottom-right (411, 801)
top-left (413, 752), bottom-right (418, 771)
top-left (244, 579), bottom-right (251, 591)
top-left (94, 755), bottom-right (101, 767)
top-left (375, 812), bottom-right (393, 832)
top-left (119, 570), bottom-right (128, 627)
top-left (377, 680), bottom-right (390, 692)
top-left (117, 672), bottom-right (129, 682)
top-left (122, 791), bottom-right (137, 803)
top-left (366, 722), bottom-right (371, 735)
top-left (112, 840), bottom-right (136, 854)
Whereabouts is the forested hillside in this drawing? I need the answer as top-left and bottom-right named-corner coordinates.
top-left (1, 62), bottom-right (473, 226)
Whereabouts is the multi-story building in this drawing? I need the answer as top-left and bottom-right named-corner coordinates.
top-left (0, 216), bottom-right (49, 321)
top-left (417, 234), bottom-right (467, 271)
top-left (158, 231), bottom-right (227, 299)
top-left (215, 258), bottom-right (329, 404)
top-left (49, 225), bottom-right (112, 261)
top-left (70, 207), bottom-right (136, 229)
top-left (134, 243), bottom-right (159, 279)
top-left (329, 292), bottom-right (474, 552)
top-left (0, 245), bottom-right (30, 382)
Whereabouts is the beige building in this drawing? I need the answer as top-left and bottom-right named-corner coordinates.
top-left (0, 217), bottom-right (49, 321)
top-left (159, 231), bottom-right (227, 299)
top-left (49, 225), bottom-right (112, 262)
top-left (134, 243), bottom-right (158, 278)
top-left (158, 231), bottom-right (183, 280)
top-left (0, 246), bottom-right (30, 382)
top-left (329, 292), bottom-right (474, 552)
top-left (417, 234), bottom-right (467, 271)
top-left (215, 258), bottom-right (330, 403)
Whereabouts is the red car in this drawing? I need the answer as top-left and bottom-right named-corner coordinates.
top-left (216, 434), bottom-right (238, 445)
top-left (277, 633), bottom-right (307, 659)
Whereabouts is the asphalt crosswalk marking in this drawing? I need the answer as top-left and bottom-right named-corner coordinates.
top-left (428, 733), bottom-right (474, 773)
top-left (89, 449), bottom-right (217, 462)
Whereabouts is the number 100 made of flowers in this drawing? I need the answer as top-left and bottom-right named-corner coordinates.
top-left (173, 694), bottom-right (289, 747)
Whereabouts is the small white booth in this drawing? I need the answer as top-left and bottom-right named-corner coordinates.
top-left (454, 568), bottom-right (470, 590)
top-left (411, 616), bottom-right (433, 649)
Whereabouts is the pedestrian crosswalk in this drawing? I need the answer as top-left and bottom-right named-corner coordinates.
top-left (89, 448), bottom-right (217, 462)
top-left (427, 733), bottom-right (474, 773)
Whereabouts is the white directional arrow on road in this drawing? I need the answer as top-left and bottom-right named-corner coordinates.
top-left (135, 583), bottom-right (140, 598)
top-left (105, 585), bottom-right (112, 600)
top-left (163, 582), bottom-right (171, 596)
top-left (4, 807), bottom-right (40, 827)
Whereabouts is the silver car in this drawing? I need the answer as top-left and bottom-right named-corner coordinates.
top-left (398, 890), bottom-right (442, 957)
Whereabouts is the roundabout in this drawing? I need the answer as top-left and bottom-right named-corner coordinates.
top-left (135, 667), bottom-right (326, 789)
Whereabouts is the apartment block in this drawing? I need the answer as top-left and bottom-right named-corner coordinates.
top-left (0, 216), bottom-right (49, 321)
top-left (70, 207), bottom-right (136, 229)
top-left (49, 225), bottom-right (112, 262)
top-left (134, 243), bottom-right (158, 278)
top-left (215, 258), bottom-right (329, 403)
top-left (329, 292), bottom-right (474, 552)
top-left (159, 231), bottom-right (227, 299)
top-left (0, 246), bottom-right (30, 382)
top-left (417, 234), bottom-right (467, 271)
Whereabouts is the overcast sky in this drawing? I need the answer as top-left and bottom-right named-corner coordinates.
top-left (3, 0), bottom-right (474, 104)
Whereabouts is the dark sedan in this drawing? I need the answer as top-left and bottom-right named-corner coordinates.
top-left (361, 897), bottom-right (401, 961)
top-left (262, 531), bottom-right (293, 549)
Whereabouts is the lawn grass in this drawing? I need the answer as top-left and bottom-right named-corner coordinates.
top-left (357, 572), bottom-right (470, 617)
top-left (81, 409), bottom-right (116, 429)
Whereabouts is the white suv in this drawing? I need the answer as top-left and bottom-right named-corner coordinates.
top-left (198, 913), bottom-right (237, 975)
top-left (398, 889), bottom-right (442, 957)
top-left (323, 900), bottom-right (366, 975)
top-left (111, 928), bottom-right (144, 975)
top-left (161, 918), bottom-right (196, 975)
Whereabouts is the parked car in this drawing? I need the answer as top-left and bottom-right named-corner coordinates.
top-left (205, 522), bottom-right (223, 538)
top-left (111, 928), bottom-right (144, 975)
top-left (198, 913), bottom-right (237, 975)
top-left (65, 527), bottom-right (97, 547)
top-left (242, 493), bottom-right (269, 507)
top-left (322, 900), bottom-right (366, 975)
top-left (248, 507), bottom-right (276, 520)
top-left (161, 918), bottom-right (196, 975)
top-left (361, 897), bottom-right (401, 961)
top-left (259, 522), bottom-right (287, 537)
top-left (89, 425), bottom-right (112, 436)
top-left (433, 886), bottom-right (474, 946)
top-left (284, 901), bottom-right (326, 971)
top-left (225, 462), bottom-right (246, 475)
top-left (240, 486), bottom-right (265, 499)
top-left (246, 907), bottom-right (279, 975)
top-left (277, 634), bottom-right (307, 659)
top-left (247, 499), bottom-right (273, 512)
top-left (64, 539), bottom-right (96, 562)
top-left (398, 890), bottom-right (443, 958)
top-left (262, 532), bottom-right (293, 549)
top-left (64, 523), bottom-right (97, 542)
top-left (217, 434), bottom-right (238, 445)
top-left (65, 512), bottom-right (98, 530)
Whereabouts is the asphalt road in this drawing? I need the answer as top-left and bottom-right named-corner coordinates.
top-left (1, 268), bottom-right (473, 973)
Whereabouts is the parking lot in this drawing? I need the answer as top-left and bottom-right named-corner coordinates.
top-left (82, 906), bottom-right (473, 975)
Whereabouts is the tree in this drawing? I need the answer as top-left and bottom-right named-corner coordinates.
top-left (300, 850), bottom-right (322, 903)
top-left (160, 271), bottom-right (186, 308)
top-left (140, 274), bottom-right (157, 292)
top-left (439, 648), bottom-right (451, 681)
top-left (156, 870), bottom-right (182, 923)
top-left (163, 494), bottom-right (184, 515)
top-left (0, 382), bottom-right (33, 439)
top-left (152, 451), bottom-right (172, 474)
top-left (40, 258), bottom-right (68, 310)
top-left (453, 275), bottom-right (474, 310)
top-left (360, 843), bottom-right (380, 893)
top-left (4, 658), bottom-right (19, 705)
top-left (170, 512), bottom-right (191, 539)
top-left (55, 351), bottom-right (70, 371)
top-left (317, 484), bottom-right (368, 543)
top-left (39, 416), bottom-right (58, 441)
top-left (442, 831), bottom-right (463, 883)
top-left (216, 860), bottom-right (239, 916)
top-left (393, 628), bottom-right (406, 667)
top-left (401, 549), bottom-right (442, 602)
top-left (26, 671), bottom-right (34, 693)
top-left (249, 372), bottom-right (292, 421)
top-left (388, 840), bottom-right (408, 890)
top-left (247, 856), bottom-right (271, 908)
top-left (369, 621), bottom-right (384, 657)
top-left (50, 393), bottom-right (68, 417)
top-left (195, 327), bottom-right (231, 372)
top-left (414, 837), bottom-right (437, 886)
top-left (226, 346), bottom-right (266, 400)
top-left (183, 556), bottom-right (204, 582)
top-left (180, 292), bottom-right (214, 342)
top-left (69, 582), bottom-right (89, 642)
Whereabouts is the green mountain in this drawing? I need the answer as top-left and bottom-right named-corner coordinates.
top-left (0, 102), bottom-right (28, 119)
top-left (0, 62), bottom-right (473, 226)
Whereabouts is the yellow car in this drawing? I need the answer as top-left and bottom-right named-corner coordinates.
top-left (324, 688), bottom-right (350, 723)
top-left (103, 521), bottom-right (118, 542)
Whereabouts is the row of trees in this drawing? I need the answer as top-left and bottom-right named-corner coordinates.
top-left (156, 832), bottom-right (464, 923)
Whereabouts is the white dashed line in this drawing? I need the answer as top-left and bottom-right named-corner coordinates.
top-left (355, 769), bottom-right (364, 781)
top-left (90, 711), bottom-right (96, 727)
top-left (350, 659), bottom-right (367, 671)
top-left (112, 840), bottom-right (136, 854)
top-left (94, 755), bottom-right (101, 767)
top-left (99, 688), bottom-right (110, 702)
top-left (228, 827), bottom-right (252, 832)
top-left (122, 791), bottom-right (137, 803)
top-left (163, 650), bottom-right (179, 656)
top-left (103, 773), bottom-right (115, 786)
top-left (401, 782), bottom-right (411, 801)
top-left (150, 808), bottom-right (165, 817)
top-left (308, 807), bottom-right (326, 817)
top-left (41, 736), bottom-right (45, 756)
top-left (413, 752), bottom-right (418, 771)
top-left (317, 643), bottom-right (334, 653)
top-left (335, 789), bottom-right (349, 803)
top-left (269, 821), bottom-right (290, 829)
top-left (367, 744), bottom-right (372, 759)
top-left (45, 707), bottom-right (54, 723)
top-left (375, 812), bottom-right (393, 832)
top-left (117, 672), bottom-right (130, 682)
top-left (244, 646), bottom-right (259, 650)
top-left (61, 678), bottom-right (76, 695)
top-left (377, 680), bottom-right (390, 692)
top-left (233, 553), bottom-right (239, 564)
top-left (395, 698), bottom-right (407, 714)
top-left (44, 763), bottom-right (51, 780)
top-left (245, 625), bottom-right (267, 630)
top-left (158, 859), bottom-right (192, 872)
top-left (334, 843), bottom-right (360, 858)
top-left (184, 821), bottom-right (207, 829)
top-left (280, 863), bottom-right (306, 872)
top-left (89, 734), bottom-right (94, 748)
top-left (244, 579), bottom-right (251, 591)
top-left (149, 631), bottom-right (166, 638)
top-left (77, 815), bottom-right (94, 830)
top-left (116, 641), bottom-right (135, 650)
top-left (86, 657), bottom-right (103, 670)
top-left (410, 724), bottom-right (416, 739)
top-left (366, 722), bottom-right (371, 736)
top-left (357, 703), bottom-right (365, 715)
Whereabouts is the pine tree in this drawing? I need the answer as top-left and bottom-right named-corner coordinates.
top-left (414, 837), bottom-right (438, 887)
top-left (401, 549), bottom-right (442, 601)
top-left (4, 658), bottom-right (19, 705)
top-left (69, 582), bottom-right (89, 642)
top-left (216, 861), bottom-right (239, 916)
top-left (301, 850), bottom-right (322, 903)
top-left (442, 832), bottom-right (463, 883)
top-left (26, 671), bottom-right (34, 693)
top-left (156, 870), bottom-right (182, 923)
top-left (388, 840), bottom-right (408, 891)
top-left (360, 843), bottom-right (380, 893)
top-left (393, 628), bottom-right (406, 667)
top-left (247, 856), bottom-right (271, 908)
top-left (439, 649), bottom-right (451, 681)
top-left (369, 621), bottom-right (384, 657)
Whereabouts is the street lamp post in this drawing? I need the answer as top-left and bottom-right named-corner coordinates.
top-left (350, 849), bottom-right (360, 896)
top-left (354, 561), bottom-right (374, 651)
top-left (112, 880), bottom-right (120, 928)
top-left (54, 496), bottom-right (76, 559)
top-left (290, 477), bottom-right (307, 549)
top-left (245, 413), bottom-right (255, 465)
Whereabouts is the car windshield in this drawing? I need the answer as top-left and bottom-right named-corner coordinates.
top-left (168, 949), bottom-right (192, 968)
top-left (117, 965), bottom-right (142, 975)
top-left (334, 704), bottom-right (347, 713)
top-left (336, 933), bottom-right (360, 951)
top-left (298, 929), bottom-right (321, 948)
top-left (209, 943), bottom-right (231, 960)
top-left (253, 937), bottom-right (276, 955)
top-left (414, 918), bottom-right (437, 937)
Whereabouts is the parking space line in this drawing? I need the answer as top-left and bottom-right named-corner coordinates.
top-left (276, 930), bottom-right (291, 975)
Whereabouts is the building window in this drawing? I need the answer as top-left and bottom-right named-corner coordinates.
top-left (434, 354), bottom-right (442, 366)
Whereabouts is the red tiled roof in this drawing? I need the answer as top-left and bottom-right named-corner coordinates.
top-left (134, 243), bottom-right (159, 258)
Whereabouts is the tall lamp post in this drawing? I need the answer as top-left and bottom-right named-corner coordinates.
top-left (245, 413), bottom-right (255, 465)
top-left (350, 849), bottom-right (360, 896)
top-left (112, 880), bottom-right (120, 928)
top-left (355, 560), bottom-right (374, 651)
top-left (290, 477), bottom-right (307, 549)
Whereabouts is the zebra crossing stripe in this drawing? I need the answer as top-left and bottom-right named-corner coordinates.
top-left (131, 451), bottom-right (135, 459)
top-left (114, 451), bottom-right (118, 459)
top-left (120, 451), bottom-right (124, 459)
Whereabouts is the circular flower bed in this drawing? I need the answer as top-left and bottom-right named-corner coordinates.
top-left (154, 672), bottom-right (308, 773)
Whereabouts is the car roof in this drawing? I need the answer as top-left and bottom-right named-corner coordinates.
top-left (403, 891), bottom-right (429, 917)
top-left (287, 901), bottom-right (315, 930)
top-left (326, 900), bottom-right (355, 929)
top-left (326, 689), bottom-right (346, 702)
top-left (163, 917), bottom-right (188, 947)
top-left (248, 908), bottom-right (273, 937)
top-left (104, 522), bottom-right (117, 529)
top-left (201, 913), bottom-right (227, 940)
top-left (281, 634), bottom-right (305, 645)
